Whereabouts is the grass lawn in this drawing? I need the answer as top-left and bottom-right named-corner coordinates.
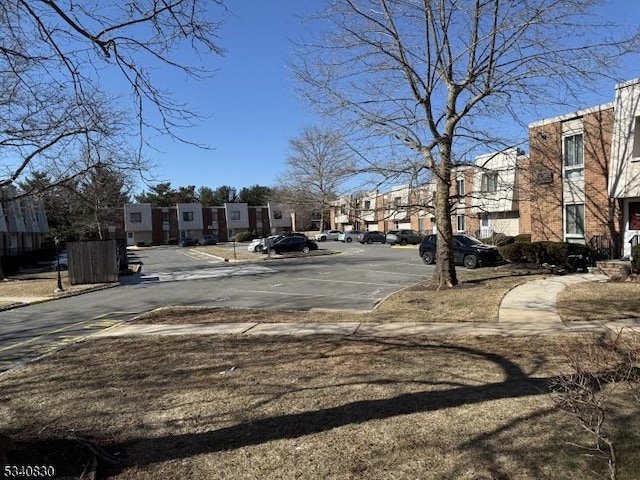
top-left (2, 264), bottom-right (640, 478)
top-left (2, 334), bottom-right (639, 479)
top-left (557, 281), bottom-right (640, 322)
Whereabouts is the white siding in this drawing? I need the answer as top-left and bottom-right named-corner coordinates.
top-left (124, 204), bottom-right (153, 232)
top-left (472, 148), bottom-right (519, 213)
top-left (267, 202), bottom-right (291, 229)
top-left (224, 203), bottom-right (249, 229)
top-left (610, 78), bottom-right (640, 198)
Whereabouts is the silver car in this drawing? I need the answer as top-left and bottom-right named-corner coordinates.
top-left (338, 231), bottom-right (363, 243)
top-left (314, 230), bottom-right (342, 242)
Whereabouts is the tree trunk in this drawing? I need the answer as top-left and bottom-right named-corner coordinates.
top-left (433, 150), bottom-right (458, 288)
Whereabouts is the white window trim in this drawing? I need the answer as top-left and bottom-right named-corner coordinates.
top-left (564, 203), bottom-right (585, 241)
top-left (563, 133), bottom-right (584, 180)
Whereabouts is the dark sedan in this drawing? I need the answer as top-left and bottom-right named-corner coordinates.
top-left (419, 234), bottom-right (501, 269)
top-left (266, 236), bottom-right (318, 254)
top-left (357, 231), bottom-right (387, 244)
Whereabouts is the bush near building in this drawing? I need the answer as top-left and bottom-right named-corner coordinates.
top-left (234, 231), bottom-right (255, 242)
top-left (499, 241), bottom-right (592, 271)
top-left (632, 244), bottom-right (640, 272)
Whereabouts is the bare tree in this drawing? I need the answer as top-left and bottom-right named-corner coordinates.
top-left (552, 329), bottom-right (640, 480)
top-left (0, 0), bottom-right (227, 193)
top-left (277, 126), bottom-right (355, 230)
top-left (293, 0), bottom-right (639, 288)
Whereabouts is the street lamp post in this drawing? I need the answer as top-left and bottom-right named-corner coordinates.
top-left (54, 236), bottom-right (64, 293)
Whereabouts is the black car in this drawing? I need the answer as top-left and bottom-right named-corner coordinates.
top-left (419, 234), bottom-right (501, 269)
top-left (267, 236), bottom-right (318, 254)
top-left (386, 229), bottom-right (423, 245)
top-left (357, 231), bottom-right (387, 244)
top-left (180, 237), bottom-right (197, 247)
top-left (201, 234), bottom-right (218, 245)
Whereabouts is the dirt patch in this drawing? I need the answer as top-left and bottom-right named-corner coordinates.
top-left (1, 335), bottom-right (636, 479)
top-left (0, 271), bottom-right (111, 300)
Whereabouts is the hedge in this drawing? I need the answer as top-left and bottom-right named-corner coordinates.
top-left (514, 234), bottom-right (532, 243)
top-left (234, 231), bottom-right (255, 242)
top-left (632, 244), bottom-right (640, 272)
top-left (499, 241), bottom-right (592, 270)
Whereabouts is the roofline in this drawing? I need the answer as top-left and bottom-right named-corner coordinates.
top-left (528, 102), bottom-right (614, 128)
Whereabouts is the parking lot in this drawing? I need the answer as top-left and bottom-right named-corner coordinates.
top-left (129, 241), bottom-right (433, 311)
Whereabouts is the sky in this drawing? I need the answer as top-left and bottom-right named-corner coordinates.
top-left (145, 0), bottom-right (319, 194)
top-left (140, 0), bottom-right (640, 196)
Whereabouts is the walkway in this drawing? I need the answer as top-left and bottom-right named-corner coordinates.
top-left (93, 272), bottom-right (640, 338)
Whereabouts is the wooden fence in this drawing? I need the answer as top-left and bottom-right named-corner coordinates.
top-left (68, 240), bottom-right (119, 284)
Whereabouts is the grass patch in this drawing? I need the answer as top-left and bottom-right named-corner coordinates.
top-left (557, 281), bottom-right (640, 322)
top-left (0, 271), bottom-right (110, 299)
top-left (1, 335), bottom-right (637, 479)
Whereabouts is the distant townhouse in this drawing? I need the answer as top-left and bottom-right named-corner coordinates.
top-left (0, 186), bottom-right (49, 256)
top-left (123, 201), bottom-right (293, 245)
top-left (469, 148), bottom-right (523, 239)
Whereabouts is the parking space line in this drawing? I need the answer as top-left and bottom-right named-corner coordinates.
top-left (290, 277), bottom-right (404, 287)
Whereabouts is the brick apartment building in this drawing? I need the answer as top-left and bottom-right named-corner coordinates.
top-left (327, 77), bottom-right (640, 259)
top-left (123, 202), bottom-right (293, 245)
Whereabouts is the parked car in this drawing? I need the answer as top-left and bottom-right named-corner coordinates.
top-left (201, 234), bottom-right (218, 245)
top-left (419, 234), bottom-right (502, 269)
top-left (338, 231), bottom-right (363, 243)
top-left (266, 236), bottom-right (318, 254)
top-left (247, 237), bottom-right (267, 252)
top-left (357, 231), bottom-right (387, 244)
top-left (386, 229), bottom-right (423, 245)
top-left (314, 230), bottom-right (342, 242)
top-left (50, 251), bottom-right (68, 271)
top-left (180, 237), bottom-right (197, 247)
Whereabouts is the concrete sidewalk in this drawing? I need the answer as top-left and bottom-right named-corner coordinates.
top-left (92, 271), bottom-right (640, 338)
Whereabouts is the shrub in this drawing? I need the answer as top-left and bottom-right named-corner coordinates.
top-left (499, 240), bottom-right (592, 271)
top-left (234, 231), bottom-right (255, 242)
top-left (514, 234), bottom-right (532, 243)
top-left (166, 238), bottom-right (178, 245)
top-left (632, 245), bottom-right (640, 272)
top-left (1, 256), bottom-right (20, 276)
top-left (135, 241), bottom-right (146, 247)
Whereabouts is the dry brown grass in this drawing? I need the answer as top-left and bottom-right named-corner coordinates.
top-left (2, 335), bottom-right (637, 479)
top-left (0, 271), bottom-right (111, 301)
top-left (557, 281), bottom-right (640, 322)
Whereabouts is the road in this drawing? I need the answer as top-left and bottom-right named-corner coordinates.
top-left (0, 241), bottom-right (432, 372)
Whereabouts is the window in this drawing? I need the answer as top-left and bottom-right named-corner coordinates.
top-left (273, 210), bottom-right (282, 220)
top-left (393, 196), bottom-right (402, 207)
top-left (130, 212), bottom-right (142, 223)
top-left (162, 212), bottom-right (169, 222)
top-left (565, 204), bottom-right (585, 237)
top-left (230, 210), bottom-right (241, 221)
top-left (182, 211), bottom-right (194, 222)
top-left (457, 214), bottom-right (465, 232)
top-left (480, 172), bottom-right (498, 192)
top-left (456, 178), bottom-right (465, 203)
top-left (364, 200), bottom-right (371, 210)
top-left (563, 134), bottom-right (584, 179)
top-left (633, 117), bottom-right (640, 159)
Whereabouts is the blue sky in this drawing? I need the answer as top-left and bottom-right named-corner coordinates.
top-left (146, 0), bottom-right (319, 194)
top-left (141, 0), bottom-right (640, 195)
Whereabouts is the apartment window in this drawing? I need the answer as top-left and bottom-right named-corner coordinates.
top-left (563, 133), bottom-right (584, 179)
top-left (393, 196), bottom-right (402, 207)
top-left (273, 210), bottom-right (282, 220)
top-left (183, 211), bottom-right (194, 222)
top-left (163, 230), bottom-right (170, 240)
top-left (480, 172), bottom-right (498, 193)
top-left (456, 178), bottom-right (465, 203)
top-left (364, 200), bottom-right (371, 210)
top-left (565, 204), bottom-right (585, 237)
top-left (633, 116), bottom-right (640, 159)
top-left (230, 210), bottom-right (241, 221)
top-left (130, 212), bottom-right (142, 223)
top-left (162, 212), bottom-right (169, 222)
top-left (457, 214), bottom-right (465, 232)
